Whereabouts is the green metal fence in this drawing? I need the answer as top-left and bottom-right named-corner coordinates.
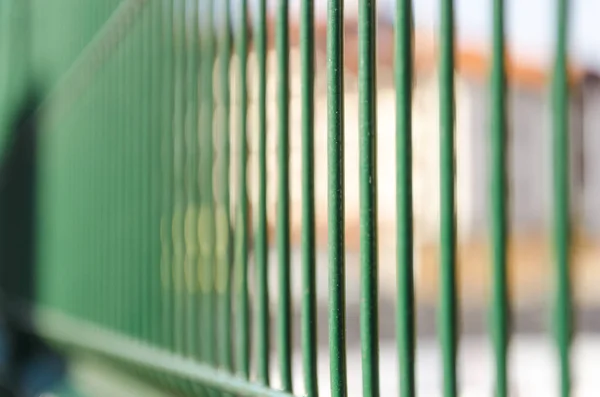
top-left (0, 0), bottom-right (575, 396)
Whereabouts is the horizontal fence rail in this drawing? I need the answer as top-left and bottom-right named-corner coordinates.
top-left (0, 0), bottom-right (583, 396)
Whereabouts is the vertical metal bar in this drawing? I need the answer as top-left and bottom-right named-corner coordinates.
top-left (127, 14), bottom-right (140, 338)
top-left (200, 0), bottom-right (216, 365)
top-left (217, 0), bottom-right (233, 372)
top-left (184, 0), bottom-right (199, 359)
top-left (358, 0), bottom-right (380, 395)
top-left (89, 1), bottom-right (102, 326)
top-left (439, 0), bottom-right (458, 395)
top-left (235, 0), bottom-right (250, 379)
top-left (111, 22), bottom-right (123, 332)
top-left (395, 0), bottom-right (415, 395)
top-left (118, 18), bottom-right (131, 335)
top-left (98, 31), bottom-right (110, 329)
top-left (490, 0), bottom-right (509, 395)
top-left (276, 0), bottom-right (292, 391)
top-left (150, 0), bottom-right (164, 348)
top-left (161, 0), bottom-right (175, 352)
top-left (255, 0), bottom-right (270, 385)
top-left (139, 0), bottom-right (153, 344)
top-left (328, 0), bottom-right (347, 395)
top-left (300, 0), bottom-right (318, 395)
top-left (552, 0), bottom-right (571, 395)
top-left (172, 0), bottom-right (187, 355)
top-left (84, 63), bottom-right (94, 325)
top-left (89, 8), bottom-right (100, 324)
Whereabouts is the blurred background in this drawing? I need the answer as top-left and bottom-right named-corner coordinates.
top-left (237, 0), bottom-right (600, 395)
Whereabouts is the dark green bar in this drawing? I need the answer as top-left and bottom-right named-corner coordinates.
top-left (300, 0), bottom-right (318, 395)
top-left (184, 0), bottom-right (199, 360)
top-left (140, 0), bottom-right (153, 343)
top-left (200, 0), bottom-right (216, 365)
top-left (149, 0), bottom-right (164, 348)
top-left (358, 0), bottom-right (380, 395)
top-left (327, 0), bottom-right (347, 396)
top-left (439, 0), bottom-right (458, 395)
top-left (552, 0), bottom-right (571, 396)
top-left (97, 34), bottom-right (110, 329)
top-left (395, 0), bottom-right (415, 395)
top-left (160, 0), bottom-right (175, 352)
top-left (136, 0), bottom-right (148, 342)
top-left (217, 0), bottom-right (233, 371)
top-left (235, 0), bottom-right (250, 379)
top-left (276, 0), bottom-right (293, 391)
top-left (109, 28), bottom-right (120, 331)
top-left (127, 13), bottom-right (140, 338)
top-left (172, 0), bottom-right (187, 355)
top-left (89, 22), bottom-right (101, 325)
top-left (255, 0), bottom-right (270, 385)
top-left (490, 0), bottom-right (509, 395)
top-left (118, 22), bottom-right (132, 335)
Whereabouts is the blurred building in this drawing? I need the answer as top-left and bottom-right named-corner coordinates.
top-left (227, 10), bottom-right (600, 302)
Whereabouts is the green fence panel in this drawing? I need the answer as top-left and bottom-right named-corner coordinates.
top-left (0, 0), bottom-right (581, 396)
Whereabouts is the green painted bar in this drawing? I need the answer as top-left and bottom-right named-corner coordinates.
top-left (119, 30), bottom-right (129, 334)
top-left (235, 0), bottom-right (251, 379)
top-left (110, 42), bottom-right (120, 331)
top-left (113, 14), bottom-right (123, 331)
top-left (87, 31), bottom-right (98, 325)
top-left (160, 0), bottom-right (175, 352)
top-left (439, 0), bottom-right (458, 395)
top-left (184, 0), bottom-right (199, 359)
top-left (125, 7), bottom-right (137, 337)
top-left (125, 16), bottom-right (137, 338)
top-left (88, 29), bottom-right (98, 325)
top-left (140, 2), bottom-right (151, 342)
top-left (490, 0), bottom-right (509, 395)
top-left (139, 3), bottom-right (149, 339)
top-left (327, 0), bottom-right (347, 395)
top-left (552, 0), bottom-right (571, 396)
top-left (99, 43), bottom-right (110, 329)
top-left (116, 24), bottom-right (126, 334)
top-left (97, 46), bottom-right (107, 327)
top-left (131, 12), bottom-right (143, 338)
top-left (358, 0), bottom-right (380, 395)
top-left (300, 0), bottom-right (318, 395)
top-left (170, 0), bottom-right (184, 355)
top-left (149, 0), bottom-right (164, 347)
top-left (108, 35), bottom-right (119, 331)
top-left (172, 0), bottom-right (188, 356)
top-left (200, 0), bottom-right (217, 365)
top-left (117, 23), bottom-right (130, 335)
top-left (217, 0), bottom-right (233, 371)
top-left (255, 0), bottom-right (270, 385)
top-left (276, 0), bottom-right (293, 391)
top-left (395, 0), bottom-right (415, 395)
top-left (134, 1), bottom-right (148, 342)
